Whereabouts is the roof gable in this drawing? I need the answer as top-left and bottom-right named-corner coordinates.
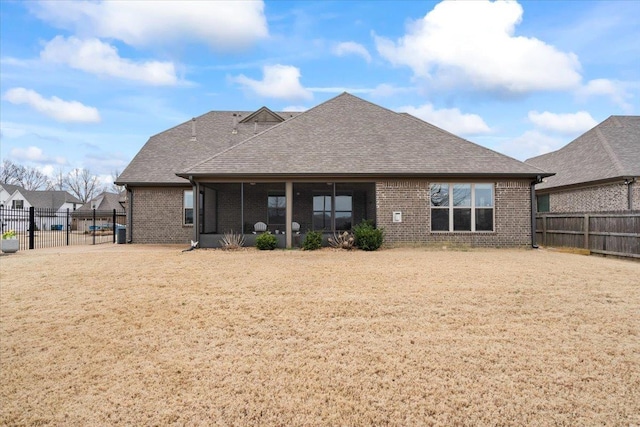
top-left (239, 107), bottom-right (285, 124)
top-left (526, 116), bottom-right (640, 190)
top-left (182, 93), bottom-right (547, 178)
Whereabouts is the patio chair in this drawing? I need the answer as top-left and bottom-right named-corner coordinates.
top-left (253, 222), bottom-right (267, 234)
top-left (291, 222), bottom-right (300, 234)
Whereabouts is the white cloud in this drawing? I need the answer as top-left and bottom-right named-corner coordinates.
top-left (30, 0), bottom-right (268, 50)
top-left (370, 83), bottom-right (413, 97)
top-left (3, 87), bottom-right (101, 123)
top-left (528, 111), bottom-right (597, 134)
top-left (282, 105), bottom-right (308, 112)
top-left (374, 0), bottom-right (582, 94)
top-left (232, 65), bottom-right (313, 101)
top-left (398, 104), bottom-right (491, 135)
top-left (498, 130), bottom-right (566, 161)
top-left (333, 41), bottom-right (372, 63)
top-left (11, 146), bottom-right (67, 165)
top-left (41, 36), bottom-right (178, 86)
top-left (577, 79), bottom-right (633, 111)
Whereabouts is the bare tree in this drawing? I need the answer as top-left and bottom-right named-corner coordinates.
top-left (0, 160), bottom-right (20, 185)
top-left (65, 168), bottom-right (103, 203)
top-left (109, 169), bottom-right (124, 194)
top-left (0, 159), bottom-right (49, 190)
top-left (46, 167), bottom-right (68, 191)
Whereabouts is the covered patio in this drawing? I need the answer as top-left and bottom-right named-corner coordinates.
top-left (191, 181), bottom-right (376, 248)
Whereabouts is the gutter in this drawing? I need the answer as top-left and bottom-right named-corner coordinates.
top-left (530, 176), bottom-right (543, 248)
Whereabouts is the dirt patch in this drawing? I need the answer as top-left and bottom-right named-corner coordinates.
top-left (1, 246), bottom-right (639, 425)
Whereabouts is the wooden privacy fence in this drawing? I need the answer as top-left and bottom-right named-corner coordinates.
top-left (536, 212), bottom-right (640, 259)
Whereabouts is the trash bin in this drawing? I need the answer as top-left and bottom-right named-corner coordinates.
top-left (116, 226), bottom-right (126, 244)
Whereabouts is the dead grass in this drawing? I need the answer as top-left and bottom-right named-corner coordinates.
top-left (1, 245), bottom-right (639, 426)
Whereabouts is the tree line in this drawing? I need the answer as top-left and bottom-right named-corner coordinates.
top-left (0, 160), bottom-right (122, 203)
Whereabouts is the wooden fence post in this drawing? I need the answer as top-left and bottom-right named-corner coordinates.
top-left (583, 214), bottom-right (590, 249)
top-left (542, 214), bottom-right (547, 246)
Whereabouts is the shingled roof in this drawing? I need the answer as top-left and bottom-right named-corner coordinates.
top-left (526, 116), bottom-right (640, 190)
top-left (181, 93), bottom-right (547, 178)
top-left (116, 109), bottom-right (300, 185)
top-left (117, 93), bottom-right (548, 184)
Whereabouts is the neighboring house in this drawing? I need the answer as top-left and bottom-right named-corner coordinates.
top-left (116, 93), bottom-right (551, 248)
top-left (72, 191), bottom-right (126, 231)
top-left (0, 183), bottom-right (82, 232)
top-left (526, 116), bottom-right (640, 213)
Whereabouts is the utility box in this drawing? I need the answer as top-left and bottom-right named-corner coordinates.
top-left (116, 226), bottom-right (126, 244)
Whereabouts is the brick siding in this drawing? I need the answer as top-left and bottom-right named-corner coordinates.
top-left (131, 187), bottom-right (194, 244)
top-left (547, 182), bottom-right (630, 212)
top-left (376, 180), bottom-right (532, 247)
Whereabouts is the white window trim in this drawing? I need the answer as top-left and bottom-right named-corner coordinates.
top-left (431, 183), bottom-right (495, 233)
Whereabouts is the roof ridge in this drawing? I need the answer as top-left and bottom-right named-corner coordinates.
top-left (182, 93), bottom-right (349, 174)
top-left (594, 127), bottom-right (626, 176)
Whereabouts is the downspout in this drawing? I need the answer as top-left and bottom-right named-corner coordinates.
top-left (126, 185), bottom-right (133, 243)
top-left (530, 176), bottom-right (543, 248)
top-left (188, 176), bottom-right (199, 244)
top-left (625, 177), bottom-right (636, 210)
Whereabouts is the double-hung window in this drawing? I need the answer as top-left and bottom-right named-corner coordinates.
top-left (12, 200), bottom-right (24, 209)
top-left (184, 190), bottom-right (194, 225)
top-left (430, 183), bottom-right (494, 232)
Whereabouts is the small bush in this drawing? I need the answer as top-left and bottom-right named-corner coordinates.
top-left (302, 230), bottom-right (322, 250)
top-left (353, 220), bottom-right (384, 251)
top-left (255, 231), bottom-right (278, 250)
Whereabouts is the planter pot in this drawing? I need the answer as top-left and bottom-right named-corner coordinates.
top-left (1, 239), bottom-right (19, 254)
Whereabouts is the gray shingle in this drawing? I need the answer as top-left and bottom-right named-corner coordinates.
top-left (182, 93), bottom-right (547, 178)
top-left (526, 116), bottom-right (640, 190)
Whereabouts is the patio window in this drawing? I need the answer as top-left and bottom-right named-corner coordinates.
top-left (313, 194), bottom-right (352, 231)
top-left (184, 190), bottom-right (193, 225)
top-left (430, 183), bottom-right (493, 232)
top-left (12, 200), bottom-right (24, 209)
top-left (268, 195), bottom-right (286, 225)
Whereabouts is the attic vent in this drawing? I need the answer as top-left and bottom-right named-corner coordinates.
top-left (232, 113), bottom-right (238, 135)
top-left (190, 118), bottom-right (197, 141)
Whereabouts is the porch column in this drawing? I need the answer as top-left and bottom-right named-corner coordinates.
top-left (285, 181), bottom-right (293, 248)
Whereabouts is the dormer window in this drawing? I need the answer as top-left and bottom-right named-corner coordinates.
top-left (12, 200), bottom-right (23, 209)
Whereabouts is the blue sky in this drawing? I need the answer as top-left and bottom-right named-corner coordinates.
top-left (1, 0), bottom-right (639, 186)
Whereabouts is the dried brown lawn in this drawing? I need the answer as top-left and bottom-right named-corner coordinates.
top-left (1, 245), bottom-right (639, 426)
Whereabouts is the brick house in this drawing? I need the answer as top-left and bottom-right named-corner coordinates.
top-left (116, 93), bottom-right (550, 248)
top-left (526, 116), bottom-right (640, 213)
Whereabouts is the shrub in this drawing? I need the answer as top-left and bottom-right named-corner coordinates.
top-left (353, 220), bottom-right (384, 251)
top-left (255, 231), bottom-right (278, 250)
top-left (302, 230), bottom-right (322, 250)
top-left (219, 230), bottom-right (245, 250)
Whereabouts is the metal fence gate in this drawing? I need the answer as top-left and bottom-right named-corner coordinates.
top-left (1, 207), bottom-right (126, 251)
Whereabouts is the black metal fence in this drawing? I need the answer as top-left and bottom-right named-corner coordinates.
top-left (0, 207), bottom-right (126, 251)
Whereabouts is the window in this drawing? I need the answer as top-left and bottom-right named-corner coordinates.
top-left (12, 200), bottom-right (24, 209)
top-left (313, 194), bottom-right (352, 231)
top-left (268, 195), bottom-right (286, 225)
top-left (536, 194), bottom-right (550, 213)
top-left (313, 195), bottom-right (332, 230)
top-left (184, 190), bottom-right (193, 225)
top-left (430, 183), bottom-right (494, 232)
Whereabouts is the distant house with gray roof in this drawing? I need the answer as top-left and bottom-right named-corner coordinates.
top-left (526, 116), bottom-right (640, 213)
top-left (116, 93), bottom-right (550, 248)
top-left (0, 183), bottom-right (82, 232)
top-left (72, 191), bottom-right (126, 232)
